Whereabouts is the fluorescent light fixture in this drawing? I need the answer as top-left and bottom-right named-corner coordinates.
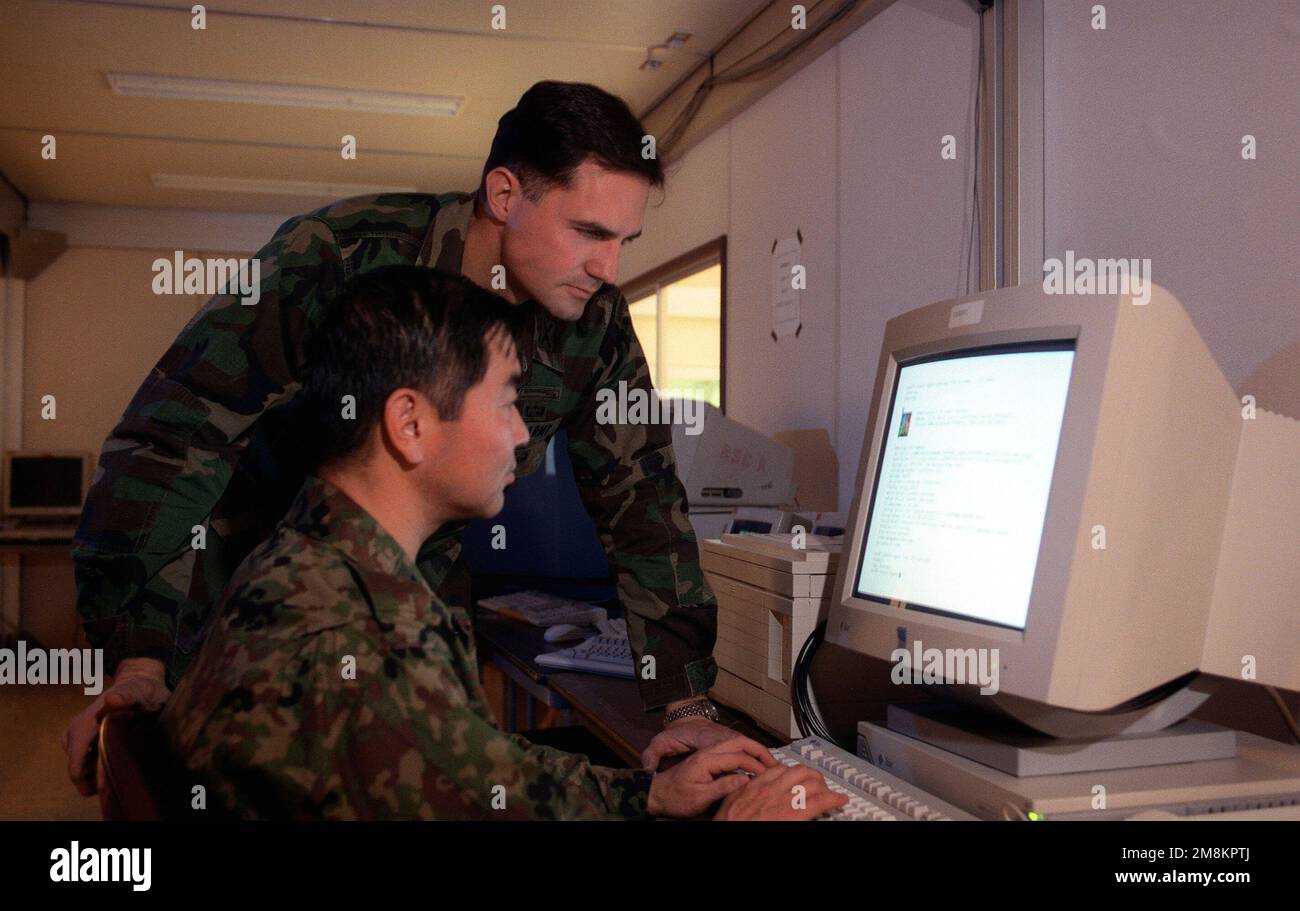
top-left (152, 173), bottom-right (420, 198)
top-left (109, 72), bottom-right (463, 118)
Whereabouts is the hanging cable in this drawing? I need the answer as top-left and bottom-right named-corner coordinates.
top-left (791, 620), bottom-right (838, 745)
top-left (1266, 686), bottom-right (1300, 745)
top-left (659, 0), bottom-right (861, 154)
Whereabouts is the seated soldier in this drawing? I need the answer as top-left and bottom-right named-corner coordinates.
top-left (162, 265), bottom-right (843, 820)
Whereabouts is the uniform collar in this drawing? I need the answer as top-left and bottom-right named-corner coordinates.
top-left (418, 191), bottom-right (566, 375)
top-left (284, 476), bottom-right (430, 597)
top-left (417, 192), bottom-right (476, 273)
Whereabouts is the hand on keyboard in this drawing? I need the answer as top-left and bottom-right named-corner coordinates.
top-left (646, 736), bottom-right (776, 819)
top-left (714, 763), bottom-right (849, 821)
top-left (642, 715), bottom-right (739, 770)
top-left (767, 737), bottom-right (974, 820)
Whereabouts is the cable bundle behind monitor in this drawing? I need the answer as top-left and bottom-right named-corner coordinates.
top-left (791, 620), bottom-right (839, 746)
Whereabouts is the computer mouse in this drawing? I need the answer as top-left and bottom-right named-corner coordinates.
top-left (543, 623), bottom-right (587, 643)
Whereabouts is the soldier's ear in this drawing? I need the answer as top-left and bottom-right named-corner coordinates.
top-left (481, 166), bottom-right (524, 222)
top-left (381, 388), bottom-right (428, 466)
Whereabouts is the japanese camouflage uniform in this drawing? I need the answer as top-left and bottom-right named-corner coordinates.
top-left (162, 476), bottom-right (653, 819)
top-left (72, 192), bottom-right (717, 709)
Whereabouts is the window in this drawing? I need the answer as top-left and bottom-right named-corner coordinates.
top-left (623, 238), bottom-right (725, 410)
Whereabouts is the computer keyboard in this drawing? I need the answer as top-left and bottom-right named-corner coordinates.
top-left (535, 633), bottom-right (635, 679)
top-left (770, 736), bottom-right (976, 821)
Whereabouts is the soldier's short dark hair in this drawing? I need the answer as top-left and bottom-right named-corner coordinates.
top-left (477, 81), bottom-right (665, 204)
top-left (305, 265), bottom-right (532, 466)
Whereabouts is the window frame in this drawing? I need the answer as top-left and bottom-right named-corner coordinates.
top-left (621, 235), bottom-right (727, 413)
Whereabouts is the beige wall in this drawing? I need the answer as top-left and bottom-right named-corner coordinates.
top-left (1043, 0), bottom-right (1299, 394)
top-left (622, 125), bottom-right (730, 287)
top-left (627, 0), bottom-right (1298, 501)
top-left (622, 0), bottom-right (981, 505)
top-left (21, 246), bottom-right (219, 453)
top-left (17, 244), bottom-right (237, 647)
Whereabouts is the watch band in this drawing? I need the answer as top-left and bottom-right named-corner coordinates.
top-left (664, 698), bottom-right (719, 726)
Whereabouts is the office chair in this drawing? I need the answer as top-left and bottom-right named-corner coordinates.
top-left (96, 710), bottom-right (193, 820)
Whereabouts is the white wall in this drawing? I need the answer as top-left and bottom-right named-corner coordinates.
top-left (628, 125), bottom-right (730, 282)
top-left (727, 50), bottom-right (842, 445)
top-left (1043, 0), bottom-right (1299, 392)
top-left (627, 0), bottom-right (1296, 511)
top-left (623, 0), bottom-right (983, 509)
top-left (835, 0), bottom-right (982, 505)
top-left (628, 49), bottom-right (848, 486)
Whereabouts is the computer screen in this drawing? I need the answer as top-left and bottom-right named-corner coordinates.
top-left (853, 341), bottom-right (1076, 630)
top-left (4, 454), bottom-right (87, 513)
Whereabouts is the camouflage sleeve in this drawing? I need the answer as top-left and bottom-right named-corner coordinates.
top-left (565, 291), bottom-right (719, 710)
top-left (71, 216), bottom-right (345, 683)
top-left (172, 613), bottom-right (651, 819)
top-left (331, 638), bottom-right (653, 820)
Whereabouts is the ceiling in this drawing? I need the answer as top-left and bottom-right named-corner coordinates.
top-left (0, 0), bottom-right (767, 214)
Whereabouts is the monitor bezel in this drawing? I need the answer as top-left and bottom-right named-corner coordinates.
top-left (1, 451), bottom-right (93, 519)
top-left (850, 337), bottom-right (1079, 631)
top-left (835, 321), bottom-right (1089, 650)
top-left (829, 283), bottom-right (1240, 711)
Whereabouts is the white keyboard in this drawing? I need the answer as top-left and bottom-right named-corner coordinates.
top-left (770, 736), bottom-right (976, 821)
top-left (535, 633), bottom-right (635, 679)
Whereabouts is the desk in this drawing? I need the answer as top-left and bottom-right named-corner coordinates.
top-left (0, 540), bottom-right (76, 553)
top-left (473, 610), bottom-right (779, 766)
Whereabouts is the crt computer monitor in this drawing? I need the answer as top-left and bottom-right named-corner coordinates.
top-left (827, 283), bottom-right (1243, 723)
top-left (2, 451), bottom-right (92, 519)
top-left (852, 339), bottom-right (1076, 632)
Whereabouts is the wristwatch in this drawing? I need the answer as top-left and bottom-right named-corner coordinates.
top-left (664, 698), bottom-right (720, 726)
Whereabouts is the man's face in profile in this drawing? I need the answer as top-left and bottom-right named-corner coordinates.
top-left (501, 160), bottom-right (649, 321)
top-left (427, 331), bottom-right (529, 520)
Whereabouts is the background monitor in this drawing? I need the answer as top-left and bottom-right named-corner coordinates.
top-left (2, 451), bottom-right (92, 519)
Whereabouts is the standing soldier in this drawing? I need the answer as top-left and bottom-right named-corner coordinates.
top-left (64, 81), bottom-right (727, 793)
